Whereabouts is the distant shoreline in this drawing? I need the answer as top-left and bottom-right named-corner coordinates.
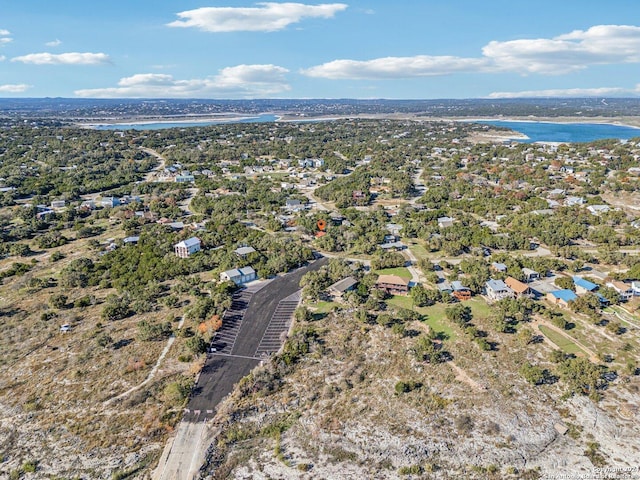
top-left (76, 112), bottom-right (640, 131)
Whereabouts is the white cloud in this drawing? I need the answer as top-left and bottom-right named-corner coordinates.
top-left (167, 2), bottom-right (347, 32)
top-left (303, 55), bottom-right (489, 79)
top-left (0, 55), bottom-right (5, 62)
top-left (483, 25), bottom-right (640, 74)
top-left (487, 86), bottom-right (640, 99)
top-left (0, 29), bottom-right (10, 36)
top-left (303, 24), bottom-right (640, 80)
top-left (45, 39), bottom-right (62, 47)
top-left (11, 52), bottom-right (111, 65)
top-left (0, 38), bottom-right (12, 46)
top-left (0, 83), bottom-right (32, 93)
top-left (74, 64), bottom-right (291, 98)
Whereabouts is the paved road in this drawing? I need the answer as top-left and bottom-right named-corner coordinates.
top-left (154, 257), bottom-right (328, 480)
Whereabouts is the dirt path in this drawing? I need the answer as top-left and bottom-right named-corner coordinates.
top-left (104, 317), bottom-right (185, 405)
top-left (448, 361), bottom-right (487, 391)
top-left (531, 316), bottom-right (599, 363)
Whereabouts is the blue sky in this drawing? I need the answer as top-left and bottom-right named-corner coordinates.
top-left (1, 0), bottom-right (640, 99)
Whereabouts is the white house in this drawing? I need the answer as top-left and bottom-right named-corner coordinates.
top-left (174, 237), bottom-right (201, 258)
top-left (485, 279), bottom-right (515, 301)
top-left (437, 216), bottom-right (455, 228)
top-left (587, 205), bottom-right (610, 215)
top-left (220, 267), bottom-right (257, 285)
top-left (606, 280), bottom-right (634, 302)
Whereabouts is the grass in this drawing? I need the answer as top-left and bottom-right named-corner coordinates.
top-left (374, 267), bottom-right (412, 279)
top-left (386, 297), bottom-right (456, 339)
top-left (538, 325), bottom-right (584, 355)
top-left (310, 301), bottom-right (340, 313)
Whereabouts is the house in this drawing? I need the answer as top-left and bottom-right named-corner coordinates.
top-left (375, 275), bottom-right (410, 295)
top-left (522, 268), bottom-right (540, 282)
top-left (587, 205), bottom-right (610, 215)
top-left (51, 200), bottom-right (66, 209)
top-left (379, 241), bottom-right (406, 251)
top-left (175, 174), bottom-right (195, 183)
top-left (285, 198), bottom-right (304, 212)
top-left (437, 216), bottom-right (455, 228)
top-left (234, 246), bottom-right (256, 257)
top-left (505, 277), bottom-right (531, 298)
top-left (100, 197), bottom-right (120, 208)
top-left (485, 279), bottom-right (515, 301)
top-left (573, 276), bottom-right (598, 295)
top-left (220, 266), bottom-right (257, 285)
top-left (606, 280), bottom-right (634, 302)
top-left (123, 236), bottom-right (140, 245)
top-left (565, 196), bottom-right (585, 207)
top-left (547, 289), bottom-right (577, 308)
top-left (174, 237), bottom-right (201, 258)
top-left (327, 276), bottom-right (358, 299)
top-left (451, 281), bottom-right (472, 301)
top-left (491, 262), bottom-right (508, 273)
top-left (632, 281), bottom-right (640, 296)
top-left (436, 281), bottom-right (453, 294)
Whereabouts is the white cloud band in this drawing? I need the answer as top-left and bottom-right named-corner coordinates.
top-left (303, 24), bottom-right (640, 79)
top-left (167, 2), bottom-right (347, 32)
top-left (11, 52), bottom-right (110, 65)
top-left (0, 83), bottom-right (32, 93)
top-left (74, 64), bottom-right (290, 98)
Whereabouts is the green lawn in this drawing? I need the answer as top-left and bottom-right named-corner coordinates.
top-left (387, 295), bottom-right (414, 310)
top-left (310, 301), bottom-right (340, 313)
top-left (538, 325), bottom-right (584, 355)
top-left (374, 267), bottom-right (412, 279)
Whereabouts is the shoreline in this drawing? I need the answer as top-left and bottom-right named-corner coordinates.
top-left (75, 112), bottom-right (640, 132)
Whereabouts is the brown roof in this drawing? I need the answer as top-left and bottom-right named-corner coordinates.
top-left (376, 274), bottom-right (410, 286)
top-left (505, 276), bottom-right (529, 294)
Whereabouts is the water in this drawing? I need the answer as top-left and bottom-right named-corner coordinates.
top-left (93, 113), bottom-right (279, 130)
top-left (475, 120), bottom-right (640, 143)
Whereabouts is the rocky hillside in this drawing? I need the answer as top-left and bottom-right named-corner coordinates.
top-left (199, 307), bottom-right (640, 479)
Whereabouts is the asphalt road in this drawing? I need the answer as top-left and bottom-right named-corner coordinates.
top-left (184, 256), bottom-right (328, 420)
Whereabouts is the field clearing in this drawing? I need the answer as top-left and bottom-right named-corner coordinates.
top-left (374, 266), bottom-right (412, 279)
top-left (538, 325), bottom-right (584, 355)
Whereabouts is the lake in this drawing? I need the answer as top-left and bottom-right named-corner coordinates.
top-left (475, 120), bottom-right (640, 143)
top-left (93, 113), bottom-right (280, 130)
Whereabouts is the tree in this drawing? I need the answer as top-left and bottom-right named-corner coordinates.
top-left (185, 335), bottom-right (208, 355)
top-left (554, 276), bottom-right (574, 290)
top-left (49, 293), bottom-right (68, 309)
top-left (520, 362), bottom-right (545, 385)
top-left (445, 304), bottom-right (472, 326)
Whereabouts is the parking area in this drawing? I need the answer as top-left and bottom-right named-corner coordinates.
top-left (255, 290), bottom-right (302, 357)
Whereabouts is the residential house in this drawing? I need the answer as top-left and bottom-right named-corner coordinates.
top-left (606, 280), bottom-right (634, 302)
top-left (491, 262), bottom-right (508, 273)
top-left (485, 279), bottom-right (515, 301)
top-left (375, 275), bottom-right (410, 295)
top-left (587, 205), bottom-right (610, 215)
top-left (100, 197), bottom-right (120, 208)
top-left (327, 276), bottom-right (358, 300)
top-left (437, 216), bottom-right (455, 228)
top-left (234, 246), bottom-right (256, 257)
top-left (547, 289), bottom-right (577, 308)
top-left (285, 198), bottom-right (304, 212)
top-left (451, 281), bottom-right (472, 301)
top-left (220, 266), bottom-right (257, 285)
top-left (632, 281), bottom-right (640, 296)
top-left (436, 281), bottom-right (453, 294)
top-left (573, 276), bottom-right (598, 295)
top-left (51, 200), bottom-right (66, 209)
top-left (379, 241), bottom-right (406, 251)
top-left (522, 268), bottom-right (540, 282)
top-left (565, 196), bottom-right (585, 207)
top-left (505, 277), bottom-right (531, 298)
top-left (123, 236), bottom-right (140, 245)
top-left (174, 237), bottom-right (201, 258)
top-left (175, 174), bottom-right (195, 183)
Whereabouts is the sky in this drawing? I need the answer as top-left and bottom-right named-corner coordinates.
top-left (1, 0), bottom-right (640, 99)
